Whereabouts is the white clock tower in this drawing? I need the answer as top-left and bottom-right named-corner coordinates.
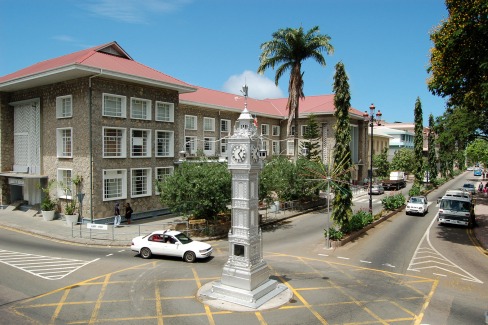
top-left (204, 86), bottom-right (287, 308)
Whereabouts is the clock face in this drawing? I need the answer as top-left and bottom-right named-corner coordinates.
top-left (232, 145), bottom-right (246, 163)
top-left (251, 145), bottom-right (259, 162)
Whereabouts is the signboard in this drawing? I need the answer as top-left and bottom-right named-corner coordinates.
top-left (87, 223), bottom-right (108, 230)
top-left (8, 178), bottom-right (24, 185)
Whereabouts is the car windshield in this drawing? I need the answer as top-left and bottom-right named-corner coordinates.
top-left (463, 184), bottom-right (474, 189)
top-left (175, 233), bottom-right (193, 244)
top-left (409, 197), bottom-right (422, 203)
top-left (440, 200), bottom-right (470, 212)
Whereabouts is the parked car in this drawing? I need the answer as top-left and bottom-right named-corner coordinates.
top-left (462, 183), bottom-right (476, 195)
top-left (368, 184), bottom-right (385, 195)
top-left (131, 230), bottom-right (213, 263)
top-left (406, 196), bottom-right (429, 215)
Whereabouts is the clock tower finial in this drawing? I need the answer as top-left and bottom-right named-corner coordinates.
top-left (234, 84), bottom-right (257, 137)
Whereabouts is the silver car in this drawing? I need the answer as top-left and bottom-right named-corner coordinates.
top-left (368, 184), bottom-right (384, 195)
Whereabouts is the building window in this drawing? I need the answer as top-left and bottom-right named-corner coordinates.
top-left (103, 169), bottom-right (127, 201)
top-left (57, 169), bottom-right (73, 199)
top-left (272, 141), bottom-right (280, 155)
top-left (155, 130), bottom-right (174, 157)
top-left (155, 101), bottom-right (174, 122)
top-left (103, 127), bottom-right (126, 158)
top-left (221, 138), bottom-right (228, 155)
top-left (221, 119), bottom-right (230, 132)
top-left (131, 168), bottom-right (152, 197)
top-left (103, 93), bottom-right (126, 118)
top-left (289, 126), bottom-right (296, 136)
top-left (301, 125), bottom-right (310, 136)
top-left (155, 167), bottom-right (174, 194)
top-left (261, 124), bottom-right (269, 136)
top-left (130, 97), bottom-right (151, 120)
top-left (185, 136), bottom-right (197, 155)
top-left (272, 125), bottom-right (280, 136)
top-left (204, 137), bottom-right (215, 155)
top-left (204, 117), bottom-right (215, 131)
top-left (56, 128), bottom-right (72, 158)
top-left (185, 115), bottom-right (197, 130)
top-left (131, 129), bottom-right (151, 157)
top-left (262, 140), bottom-right (269, 154)
top-left (56, 95), bottom-right (72, 118)
top-left (287, 140), bottom-right (294, 155)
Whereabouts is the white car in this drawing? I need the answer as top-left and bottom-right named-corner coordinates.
top-left (131, 230), bottom-right (213, 263)
top-left (406, 196), bottom-right (429, 215)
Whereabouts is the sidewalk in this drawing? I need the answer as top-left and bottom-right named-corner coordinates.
top-left (0, 187), bottom-right (486, 252)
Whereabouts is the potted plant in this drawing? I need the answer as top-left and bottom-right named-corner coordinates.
top-left (64, 199), bottom-right (78, 226)
top-left (40, 180), bottom-right (57, 221)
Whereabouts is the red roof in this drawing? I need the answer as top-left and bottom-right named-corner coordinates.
top-left (1, 41), bottom-right (364, 119)
top-left (181, 86), bottom-right (364, 119)
top-left (0, 41), bottom-right (196, 93)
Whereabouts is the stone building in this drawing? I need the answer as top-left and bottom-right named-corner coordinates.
top-left (0, 41), bottom-right (368, 222)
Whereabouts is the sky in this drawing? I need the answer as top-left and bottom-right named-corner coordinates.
top-left (0, 0), bottom-right (448, 124)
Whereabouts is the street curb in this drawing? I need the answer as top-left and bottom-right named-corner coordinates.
top-left (331, 206), bottom-right (405, 248)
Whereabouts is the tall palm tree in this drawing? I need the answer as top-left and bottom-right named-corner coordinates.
top-left (258, 26), bottom-right (333, 159)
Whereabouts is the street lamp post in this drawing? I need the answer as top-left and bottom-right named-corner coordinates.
top-left (363, 104), bottom-right (382, 214)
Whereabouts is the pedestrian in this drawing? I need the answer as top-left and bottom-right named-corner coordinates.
top-left (114, 202), bottom-right (121, 227)
top-left (479, 183), bottom-right (483, 193)
top-left (125, 202), bottom-right (133, 225)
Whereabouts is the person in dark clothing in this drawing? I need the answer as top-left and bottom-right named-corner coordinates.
top-left (125, 203), bottom-right (133, 225)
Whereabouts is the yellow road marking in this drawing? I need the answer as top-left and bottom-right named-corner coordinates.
top-left (155, 285), bottom-right (163, 325)
top-left (467, 227), bottom-right (488, 257)
top-left (89, 274), bottom-right (111, 324)
top-left (192, 268), bottom-right (215, 325)
top-left (414, 279), bottom-right (439, 325)
top-left (50, 287), bottom-right (70, 325)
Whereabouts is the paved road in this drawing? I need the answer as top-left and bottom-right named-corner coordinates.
top-left (0, 173), bottom-right (487, 324)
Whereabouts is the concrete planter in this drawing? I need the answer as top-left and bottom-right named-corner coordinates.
top-left (41, 210), bottom-right (55, 221)
top-left (65, 214), bottom-right (79, 226)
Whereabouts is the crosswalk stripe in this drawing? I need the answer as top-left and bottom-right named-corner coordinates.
top-left (0, 249), bottom-right (98, 280)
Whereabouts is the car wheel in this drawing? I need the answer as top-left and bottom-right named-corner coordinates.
top-left (184, 251), bottom-right (196, 263)
top-left (140, 247), bottom-right (152, 259)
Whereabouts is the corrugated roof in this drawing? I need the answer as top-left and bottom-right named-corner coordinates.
top-left (0, 41), bottom-right (196, 93)
top-left (1, 41), bottom-right (365, 119)
top-left (181, 87), bottom-right (364, 120)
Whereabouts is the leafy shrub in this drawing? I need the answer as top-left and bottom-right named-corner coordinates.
top-left (348, 210), bottom-right (373, 232)
top-left (381, 193), bottom-right (406, 211)
top-left (324, 227), bottom-right (344, 241)
top-left (408, 184), bottom-right (421, 197)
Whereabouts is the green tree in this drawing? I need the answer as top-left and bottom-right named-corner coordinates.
top-left (427, 114), bottom-right (438, 183)
top-left (331, 62), bottom-right (353, 229)
top-left (434, 107), bottom-right (471, 176)
top-left (390, 148), bottom-right (415, 174)
top-left (428, 0), bottom-right (488, 124)
top-left (373, 147), bottom-right (390, 179)
top-left (258, 26), bottom-right (333, 159)
top-left (260, 156), bottom-right (318, 203)
top-left (299, 114), bottom-right (321, 161)
top-left (158, 162), bottom-right (231, 220)
top-left (466, 139), bottom-right (488, 167)
top-left (413, 97), bottom-right (424, 185)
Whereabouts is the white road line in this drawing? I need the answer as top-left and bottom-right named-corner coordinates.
top-left (318, 254), bottom-right (329, 257)
top-left (0, 249), bottom-right (99, 280)
top-left (337, 256), bottom-right (350, 260)
top-left (360, 260), bottom-right (372, 264)
top-left (382, 263), bottom-right (396, 268)
top-left (106, 253), bottom-right (114, 256)
top-left (433, 273), bottom-right (447, 277)
top-left (407, 213), bottom-right (483, 284)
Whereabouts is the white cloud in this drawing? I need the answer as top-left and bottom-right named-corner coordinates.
top-left (83, 0), bottom-right (191, 23)
top-left (222, 70), bottom-right (284, 99)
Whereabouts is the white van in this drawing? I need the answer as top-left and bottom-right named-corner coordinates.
top-left (437, 190), bottom-right (475, 227)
